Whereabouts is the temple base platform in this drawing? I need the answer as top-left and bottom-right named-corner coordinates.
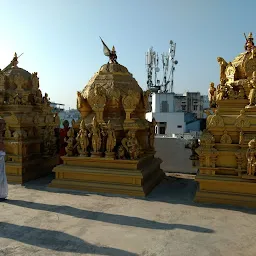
top-left (49, 155), bottom-right (165, 197)
top-left (6, 156), bottom-right (58, 184)
top-left (195, 174), bottom-right (256, 208)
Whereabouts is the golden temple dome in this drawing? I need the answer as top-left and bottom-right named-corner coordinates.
top-left (77, 62), bottom-right (149, 131)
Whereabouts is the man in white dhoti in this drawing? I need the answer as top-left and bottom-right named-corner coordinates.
top-left (0, 150), bottom-right (8, 201)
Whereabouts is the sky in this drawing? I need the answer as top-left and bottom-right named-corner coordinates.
top-left (0, 0), bottom-right (255, 109)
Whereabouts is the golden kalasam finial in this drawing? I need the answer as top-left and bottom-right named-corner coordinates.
top-left (112, 46), bottom-right (116, 52)
top-left (12, 52), bottom-right (19, 67)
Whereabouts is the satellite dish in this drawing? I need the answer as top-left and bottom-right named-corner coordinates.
top-left (155, 67), bottom-right (160, 72)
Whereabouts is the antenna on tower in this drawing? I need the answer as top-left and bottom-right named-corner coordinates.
top-left (145, 40), bottom-right (178, 93)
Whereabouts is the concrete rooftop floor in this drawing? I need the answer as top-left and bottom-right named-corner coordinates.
top-left (1, 173), bottom-right (256, 256)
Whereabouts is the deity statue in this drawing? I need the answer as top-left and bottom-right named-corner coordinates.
top-left (117, 145), bottom-right (126, 159)
top-left (246, 139), bottom-right (256, 176)
top-left (31, 72), bottom-right (39, 88)
top-left (59, 120), bottom-right (70, 163)
top-left (217, 57), bottom-right (228, 82)
top-left (126, 130), bottom-right (140, 160)
top-left (65, 128), bottom-right (75, 157)
top-left (89, 117), bottom-right (101, 153)
top-left (100, 37), bottom-right (118, 64)
top-left (237, 88), bottom-right (246, 99)
top-left (76, 120), bottom-right (89, 156)
top-left (216, 79), bottom-right (226, 101)
top-left (42, 93), bottom-right (50, 105)
top-left (208, 82), bottom-right (216, 107)
top-left (77, 91), bottom-right (84, 109)
top-left (149, 118), bottom-right (157, 149)
top-left (244, 32), bottom-right (255, 54)
top-left (247, 71), bottom-right (256, 107)
top-left (105, 120), bottom-right (116, 153)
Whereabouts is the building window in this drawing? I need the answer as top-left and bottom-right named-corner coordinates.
top-left (160, 101), bottom-right (169, 112)
top-left (193, 105), bottom-right (198, 111)
top-left (177, 125), bottom-right (182, 128)
top-left (181, 105), bottom-right (186, 111)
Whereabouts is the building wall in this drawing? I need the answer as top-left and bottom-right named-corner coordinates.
top-left (146, 112), bottom-right (185, 135)
top-left (152, 93), bottom-right (175, 113)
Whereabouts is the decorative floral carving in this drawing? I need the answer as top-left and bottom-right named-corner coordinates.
top-left (208, 110), bottom-right (224, 128)
top-left (235, 110), bottom-right (250, 128)
top-left (220, 130), bottom-right (232, 144)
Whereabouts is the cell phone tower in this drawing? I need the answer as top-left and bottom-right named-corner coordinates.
top-left (145, 40), bottom-right (178, 93)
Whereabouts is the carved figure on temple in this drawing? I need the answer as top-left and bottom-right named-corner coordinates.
top-left (89, 117), bottom-right (101, 153)
top-left (76, 120), bottom-right (89, 156)
top-left (100, 37), bottom-right (118, 64)
top-left (246, 71), bottom-right (256, 107)
top-left (217, 57), bottom-right (228, 82)
top-left (220, 130), bottom-right (232, 144)
top-left (149, 118), bottom-right (157, 149)
top-left (237, 88), bottom-right (246, 99)
top-left (227, 85), bottom-right (236, 100)
top-left (126, 130), bottom-right (140, 160)
top-left (21, 94), bottom-right (28, 105)
top-left (43, 127), bottom-right (51, 156)
top-left (208, 82), bottom-right (216, 107)
top-left (65, 128), bottom-right (75, 156)
top-left (59, 120), bottom-right (70, 163)
top-left (189, 139), bottom-right (200, 160)
top-left (239, 131), bottom-right (244, 145)
top-left (31, 72), bottom-right (39, 88)
top-left (117, 145), bottom-right (126, 159)
top-left (4, 125), bottom-right (12, 139)
top-left (77, 91), bottom-right (83, 109)
top-left (216, 79), bottom-right (226, 101)
top-left (106, 120), bottom-right (116, 153)
top-left (246, 139), bottom-right (256, 176)
top-left (244, 32), bottom-right (255, 54)
top-left (42, 93), bottom-right (50, 105)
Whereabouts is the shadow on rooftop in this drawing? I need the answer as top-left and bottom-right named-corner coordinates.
top-left (4, 199), bottom-right (214, 233)
top-left (21, 174), bottom-right (256, 214)
top-left (0, 222), bottom-right (137, 256)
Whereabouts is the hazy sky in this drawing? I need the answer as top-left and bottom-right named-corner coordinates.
top-left (0, 0), bottom-right (255, 109)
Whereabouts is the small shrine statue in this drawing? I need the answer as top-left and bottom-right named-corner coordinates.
top-left (89, 117), bottom-right (101, 152)
top-left (42, 93), bottom-right (50, 105)
top-left (246, 139), bottom-right (256, 176)
top-left (208, 82), bottom-right (216, 107)
top-left (149, 118), bottom-right (157, 149)
top-left (126, 130), bottom-right (140, 160)
top-left (65, 128), bottom-right (75, 156)
top-left (227, 85), bottom-right (236, 100)
top-left (106, 120), bottom-right (116, 153)
top-left (76, 120), bottom-right (89, 156)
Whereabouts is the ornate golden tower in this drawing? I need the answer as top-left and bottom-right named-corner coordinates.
top-left (0, 53), bottom-right (59, 183)
top-left (195, 33), bottom-right (256, 207)
top-left (50, 46), bottom-right (165, 196)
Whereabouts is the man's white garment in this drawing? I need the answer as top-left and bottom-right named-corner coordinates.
top-left (0, 151), bottom-right (7, 199)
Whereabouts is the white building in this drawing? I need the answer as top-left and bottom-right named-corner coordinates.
top-left (146, 92), bottom-right (209, 136)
